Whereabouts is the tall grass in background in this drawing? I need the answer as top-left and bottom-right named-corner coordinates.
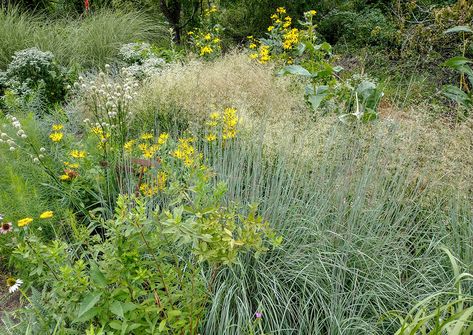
top-left (195, 125), bottom-right (473, 334)
top-left (0, 7), bottom-right (166, 69)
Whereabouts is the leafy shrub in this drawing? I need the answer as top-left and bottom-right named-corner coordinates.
top-left (0, 48), bottom-right (69, 106)
top-left (319, 8), bottom-right (397, 47)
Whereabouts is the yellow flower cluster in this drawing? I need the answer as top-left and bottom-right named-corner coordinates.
top-left (70, 150), bottom-right (87, 159)
top-left (259, 46), bottom-right (271, 64)
top-left (188, 5), bottom-right (221, 59)
top-left (139, 171), bottom-right (168, 196)
top-left (222, 107), bottom-right (238, 139)
top-left (49, 124), bottom-right (64, 143)
top-left (17, 211), bottom-right (54, 228)
top-left (173, 138), bottom-right (196, 166)
top-left (206, 107), bottom-right (239, 141)
top-left (283, 28), bottom-right (300, 50)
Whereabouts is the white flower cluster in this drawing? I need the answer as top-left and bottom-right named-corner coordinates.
top-left (119, 42), bottom-right (165, 80)
top-left (75, 68), bottom-right (139, 140)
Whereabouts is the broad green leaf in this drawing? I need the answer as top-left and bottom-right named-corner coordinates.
top-left (442, 85), bottom-right (472, 107)
top-left (307, 85), bottom-right (329, 111)
top-left (443, 56), bottom-right (472, 69)
top-left (278, 65), bottom-right (311, 77)
top-left (110, 301), bottom-right (137, 318)
top-left (109, 320), bottom-right (122, 330)
top-left (90, 263), bottom-right (107, 288)
top-left (75, 307), bottom-right (100, 323)
top-left (77, 292), bottom-right (102, 321)
top-left (444, 26), bottom-right (473, 34)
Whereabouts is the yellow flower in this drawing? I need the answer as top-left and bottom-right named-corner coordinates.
top-left (173, 138), bottom-right (196, 167)
top-left (250, 53), bottom-right (258, 59)
top-left (39, 211), bottom-right (54, 219)
top-left (249, 43), bottom-right (257, 49)
top-left (17, 217), bottom-right (33, 227)
top-left (70, 150), bottom-right (86, 158)
top-left (223, 107), bottom-right (238, 139)
top-left (271, 14), bottom-right (278, 20)
top-left (124, 140), bottom-right (135, 152)
top-left (91, 127), bottom-right (103, 135)
top-left (187, 31), bottom-right (194, 35)
top-left (213, 38), bottom-right (221, 44)
top-left (259, 45), bottom-right (271, 64)
top-left (204, 33), bottom-right (212, 41)
top-left (52, 124), bottom-right (63, 131)
top-left (209, 112), bottom-right (220, 120)
top-left (64, 161), bottom-right (80, 169)
top-left (141, 133), bottom-right (154, 140)
top-left (206, 134), bottom-right (217, 142)
top-left (49, 132), bottom-right (63, 142)
top-left (276, 7), bottom-right (286, 14)
top-left (309, 10), bottom-right (317, 16)
top-left (200, 46), bottom-right (213, 56)
top-left (60, 174), bottom-right (71, 181)
top-left (247, 35), bottom-right (254, 40)
top-left (158, 133), bottom-right (169, 145)
top-left (267, 25), bottom-right (275, 32)
top-left (283, 28), bottom-right (299, 50)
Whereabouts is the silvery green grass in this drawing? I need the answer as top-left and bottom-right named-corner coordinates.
top-left (0, 3), bottom-right (472, 335)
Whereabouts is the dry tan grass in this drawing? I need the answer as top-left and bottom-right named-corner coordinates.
top-left (134, 52), bottom-right (472, 198)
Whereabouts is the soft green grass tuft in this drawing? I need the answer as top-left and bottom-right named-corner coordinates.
top-left (0, 7), bottom-right (166, 69)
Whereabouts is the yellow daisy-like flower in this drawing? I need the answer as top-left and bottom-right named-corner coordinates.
top-left (200, 46), bottom-right (213, 56)
top-left (141, 133), bottom-right (154, 140)
top-left (204, 33), bottom-right (212, 41)
top-left (64, 161), bottom-right (80, 169)
top-left (157, 133), bottom-right (169, 145)
top-left (206, 134), bottom-right (217, 142)
top-left (18, 217), bottom-right (33, 227)
top-left (60, 174), bottom-right (71, 181)
top-left (276, 7), bottom-right (286, 14)
top-left (49, 132), bottom-right (63, 142)
top-left (124, 140), bottom-right (135, 153)
top-left (250, 53), bottom-right (258, 59)
top-left (52, 124), bottom-right (63, 131)
top-left (213, 38), bottom-right (221, 44)
top-left (249, 43), bottom-right (257, 49)
top-left (309, 10), bottom-right (317, 16)
top-left (267, 25), bottom-right (275, 32)
top-left (70, 150), bottom-right (86, 159)
top-left (39, 211), bottom-right (54, 219)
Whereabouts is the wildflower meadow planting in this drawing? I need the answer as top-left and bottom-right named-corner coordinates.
top-left (0, 1), bottom-right (472, 334)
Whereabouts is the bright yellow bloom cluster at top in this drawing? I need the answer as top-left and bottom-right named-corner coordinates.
top-left (205, 107), bottom-right (239, 141)
top-left (70, 150), bottom-right (87, 159)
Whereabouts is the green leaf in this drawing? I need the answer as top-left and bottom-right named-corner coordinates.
top-left (158, 319), bottom-right (167, 332)
top-left (442, 85), bottom-right (472, 107)
top-left (167, 309), bottom-right (182, 318)
top-left (109, 320), bottom-right (122, 330)
top-left (90, 263), bottom-right (107, 288)
top-left (75, 307), bottom-right (100, 323)
top-left (278, 65), bottom-right (311, 77)
top-left (110, 301), bottom-right (137, 318)
top-left (444, 26), bottom-right (473, 34)
top-left (443, 56), bottom-right (472, 70)
top-left (77, 292), bottom-right (102, 321)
